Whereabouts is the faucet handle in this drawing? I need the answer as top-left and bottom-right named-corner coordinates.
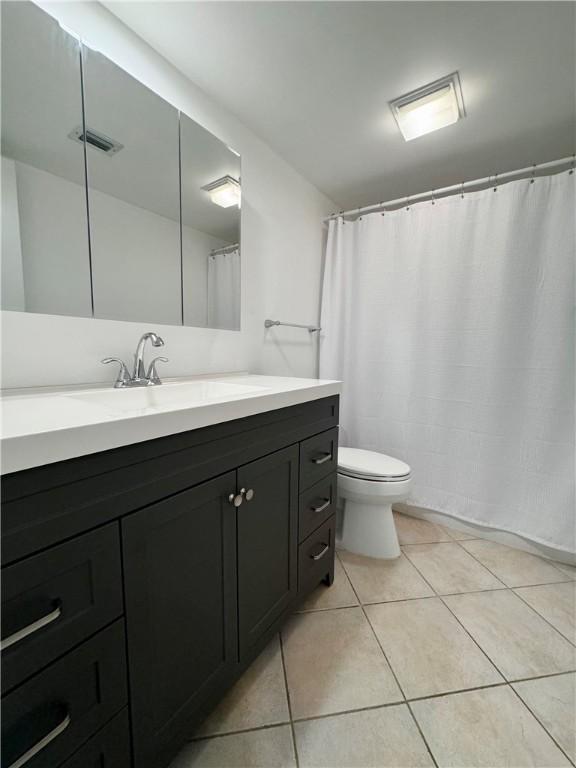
top-left (102, 357), bottom-right (132, 388)
top-left (146, 356), bottom-right (169, 386)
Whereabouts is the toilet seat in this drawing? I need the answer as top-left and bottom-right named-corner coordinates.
top-left (338, 447), bottom-right (411, 482)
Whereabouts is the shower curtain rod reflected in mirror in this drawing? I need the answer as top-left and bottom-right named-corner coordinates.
top-left (325, 155), bottom-right (574, 221)
top-left (210, 243), bottom-right (239, 257)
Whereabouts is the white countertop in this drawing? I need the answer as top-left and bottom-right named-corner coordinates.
top-left (0, 374), bottom-right (341, 474)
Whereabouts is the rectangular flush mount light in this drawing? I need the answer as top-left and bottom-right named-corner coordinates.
top-left (390, 72), bottom-right (464, 141)
top-left (202, 175), bottom-right (241, 208)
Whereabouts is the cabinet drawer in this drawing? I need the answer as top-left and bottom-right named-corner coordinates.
top-left (1, 620), bottom-right (127, 768)
top-left (298, 516), bottom-right (335, 594)
top-left (60, 709), bottom-right (131, 768)
top-left (1, 524), bottom-right (123, 694)
top-left (299, 473), bottom-right (336, 543)
top-left (299, 428), bottom-right (338, 491)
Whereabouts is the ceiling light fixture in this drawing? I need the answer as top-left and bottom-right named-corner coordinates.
top-left (390, 72), bottom-right (464, 141)
top-left (202, 175), bottom-right (241, 208)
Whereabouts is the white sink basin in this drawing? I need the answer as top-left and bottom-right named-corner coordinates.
top-left (65, 380), bottom-right (268, 414)
top-left (1, 374), bottom-right (342, 474)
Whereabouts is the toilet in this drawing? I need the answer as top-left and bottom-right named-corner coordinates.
top-left (338, 447), bottom-right (411, 559)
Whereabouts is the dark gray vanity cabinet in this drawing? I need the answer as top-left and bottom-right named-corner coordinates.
top-left (237, 446), bottom-right (299, 658)
top-left (122, 472), bottom-right (238, 768)
top-left (1, 395), bottom-right (339, 768)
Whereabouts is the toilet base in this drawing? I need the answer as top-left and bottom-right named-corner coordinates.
top-left (340, 499), bottom-right (401, 559)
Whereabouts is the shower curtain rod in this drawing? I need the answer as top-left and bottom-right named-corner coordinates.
top-left (324, 155), bottom-right (574, 221)
top-left (210, 243), bottom-right (239, 257)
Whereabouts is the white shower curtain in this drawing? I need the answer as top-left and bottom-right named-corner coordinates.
top-left (207, 248), bottom-right (240, 330)
top-left (320, 171), bottom-right (575, 553)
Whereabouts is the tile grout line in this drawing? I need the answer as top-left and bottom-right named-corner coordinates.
top-left (507, 668), bottom-right (576, 684)
top-left (401, 542), bottom-right (507, 591)
top-left (407, 541), bottom-right (576, 592)
top-left (400, 534), bottom-right (576, 680)
top-left (339, 551), bottom-right (440, 768)
top-left (278, 631), bottom-right (300, 768)
top-left (397, 511), bottom-right (576, 575)
top-left (511, 587), bottom-right (576, 648)
top-left (191, 719), bottom-right (293, 744)
top-left (193, 668), bottom-right (576, 743)
top-left (399, 528), bottom-right (576, 761)
top-left (508, 683), bottom-right (576, 767)
top-left (404, 700), bottom-right (440, 768)
top-left (340, 537), bottom-right (513, 691)
top-left (338, 553), bottom-right (409, 699)
top-left (296, 580), bottom-right (576, 615)
top-left (452, 539), bottom-right (576, 649)
top-left (189, 532), bottom-right (574, 762)
top-left (392, 540), bottom-right (511, 684)
top-left (339, 529), bottom-right (575, 757)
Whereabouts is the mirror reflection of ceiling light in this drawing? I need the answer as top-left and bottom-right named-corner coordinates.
top-left (390, 72), bottom-right (464, 141)
top-left (202, 175), bottom-right (241, 208)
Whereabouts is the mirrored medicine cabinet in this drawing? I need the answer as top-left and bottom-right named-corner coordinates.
top-left (1, 1), bottom-right (241, 330)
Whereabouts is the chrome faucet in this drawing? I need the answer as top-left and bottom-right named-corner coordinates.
top-left (133, 332), bottom-right (164, 382)
top-left (102, 332), bottom-right (169, 388)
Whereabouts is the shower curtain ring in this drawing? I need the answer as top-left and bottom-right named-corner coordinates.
top-left (431, 190), bottom-right (436, 205)
top-left (380, 202), bottom-right (385, 216)
top-left (493, 173), bottom-right (499, 191)
top-left (406, 195), bottom-right (410, 211)
top-left (570, 155), bottom-right (575, 175)
top-left (460, 182), bottom-right (465, 199)
top-left (530, 164), bottom-right (536, 184)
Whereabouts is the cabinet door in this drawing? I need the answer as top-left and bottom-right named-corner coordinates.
top-left (237, 445), bottom-right (298, 657)
top-left (122, 473), bottom-right (237, 768)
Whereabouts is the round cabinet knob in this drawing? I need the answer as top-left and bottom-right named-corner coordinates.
top-left (228, 492), bottom-right (243, 507)
top-left (245, 488), bottom-right (255, 501)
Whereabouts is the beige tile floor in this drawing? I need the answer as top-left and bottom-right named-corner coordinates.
top-left (171, 511), bottom-right (576, 768)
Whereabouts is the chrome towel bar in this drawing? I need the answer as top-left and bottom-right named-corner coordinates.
top-left (264, 319), bottom-right (321, 333)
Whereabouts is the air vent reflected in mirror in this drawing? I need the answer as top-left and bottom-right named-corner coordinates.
top-left (68, 126), bottom-right (124, 156)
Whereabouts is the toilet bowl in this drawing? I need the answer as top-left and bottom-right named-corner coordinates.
top-left (338, 447), bottom-right (411, 559)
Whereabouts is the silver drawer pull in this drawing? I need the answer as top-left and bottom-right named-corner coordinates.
top-left (312, 452), bottom-right (332, 465)
top-left (1, 604), bottom-right (62, 652)
top-left (311, 498), bottom-right (331, 514)
top-left (311, 544), bottom-right (330, 561)
top-left (8, 712), bottom-right (71, 768)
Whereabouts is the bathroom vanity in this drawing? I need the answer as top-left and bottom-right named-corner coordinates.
top-left (1, 377), bottom-right (340, 768)
top-left (1, 5), bottom-right (337, 766)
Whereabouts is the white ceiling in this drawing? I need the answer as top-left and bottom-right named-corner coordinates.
top-left (105, 1), bottom-right (575, 209)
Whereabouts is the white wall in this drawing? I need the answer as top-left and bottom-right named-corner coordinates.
top-left (0, 1), bottom-right (335, 389)
top-left (89, 183), bottom-right (181, 325)
top-left (8, 159), bottom-right (230, 325)
top-left (1, 159), bottom-right (25, 312)
top-left (14, 161), bottom-right (93, 318)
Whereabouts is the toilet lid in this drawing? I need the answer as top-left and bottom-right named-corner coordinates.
top-left (338, 447), bottom-right (411, 481)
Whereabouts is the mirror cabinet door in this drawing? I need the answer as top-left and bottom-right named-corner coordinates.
top-left (82, 47), bottom-right (182, 325)
top-left (180, 114), bottom-right (241, 331)
top-left (1, 1), bottom-right (242, 330)
top-left (1, 2), bottom-right (93, 317)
